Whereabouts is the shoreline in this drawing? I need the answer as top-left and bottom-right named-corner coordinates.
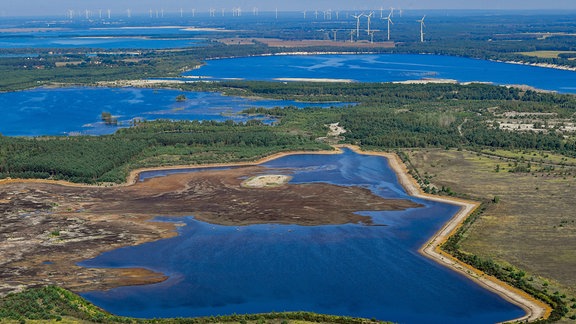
top-left (341, 145), bottom-right (551, 323)
top-left (0, 145), bottom-right (551, 322)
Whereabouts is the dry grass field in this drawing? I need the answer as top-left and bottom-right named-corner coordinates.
top-left (404, 148), bottom-right (576, 320)
top-left (519, 50), bottom-right (576, 59)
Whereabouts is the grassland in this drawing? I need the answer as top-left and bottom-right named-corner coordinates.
top-left (404, 148), bottom-right (576, 321)
top-left (519, 51), bottom-right (576, 59)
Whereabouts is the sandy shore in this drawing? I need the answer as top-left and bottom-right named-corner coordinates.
top-left (339, 145), bottom-right (551, 323)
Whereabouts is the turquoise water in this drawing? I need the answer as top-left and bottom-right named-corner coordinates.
top-left (184, 54), bottom-right (576, 93)
top-left (0, 87), bottom-right (347, 136)
top-left (80, 149), bottom-right (525, 323)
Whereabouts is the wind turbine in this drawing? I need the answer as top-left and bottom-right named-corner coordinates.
top-left (369, 31), bottom-right (375, 43)
top-left (383, 10), bottom-right (393, 41)
top-left (191, 8), bottom-right (196, 17)
top-left (352, 13), bottom-right (363, 39)
top-left (366, 11), bottom-right (373, 35)
top-left (180, 8), bottom-right (184, 17)
top-left (418, 15), bottom-right (426, 42)
top-left (349, 29), bottom-right (355, 42)
top-left (302, 10), bottom-right (306, 19)
top-left (107, 9), bottom-right (111, 19)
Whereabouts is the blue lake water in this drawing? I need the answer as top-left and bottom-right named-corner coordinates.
top-left (79, 149), bottom-right (524, 323)
top-left (0, 87), bottom-right (346, 136)
top-left (184, 54), bottom-right (576, 93)
top-left (0, 27), bottom-right (211, 49)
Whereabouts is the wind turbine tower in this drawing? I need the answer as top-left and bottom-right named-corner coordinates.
top-left (126, 9), bottom-right (131, 18)
top-left (107, 9), bottom-right (111, 19)
top-left (352, 13), bottom-right (363, 39)
top-left (418, 15), bottom-right (426, 42)
top-left (302, 10), bottom-right (306, 19)
top-left (383, 10), bottom-right (393, 41)
top-left (366, 11), bottom-right (373, 35)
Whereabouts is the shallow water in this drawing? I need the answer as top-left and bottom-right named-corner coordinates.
top-left (184, 54), bottom-right (576, 93)
top-left (80, 149), bottom-right (524, 323)
top-left (0, 87), bottom-right (346, 136)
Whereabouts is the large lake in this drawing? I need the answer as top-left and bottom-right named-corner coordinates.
top-left (0, 87), bottom-right (346, 136)
top-left (80, 149), bottom-right (524, 323)
top-left (184, 54), bottom-right (576, 94)
top-left (0, 26), bottom-right (210, 49)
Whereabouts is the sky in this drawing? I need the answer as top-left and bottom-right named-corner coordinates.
top-left (2, 0), bottom-right (576, 17)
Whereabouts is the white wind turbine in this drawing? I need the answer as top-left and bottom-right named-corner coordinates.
top-left (418, 15), bottom-right (426, 42)
top-left (383, 10), bottom-right (393, 41)
top-left (366, 11), bottom-right (374, 35)
top-left (352, 13), bottom-right (363, 39)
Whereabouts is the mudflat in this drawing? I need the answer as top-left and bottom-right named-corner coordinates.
top-left (0, 165), bottom-right (420, 295)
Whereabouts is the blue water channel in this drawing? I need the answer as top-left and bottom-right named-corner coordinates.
top-left (184, 54), bottom-right (576, 93)
top-left (0, 87), bottom-right (348, 136)
top-left (79, 149), bottom-right (525, 323)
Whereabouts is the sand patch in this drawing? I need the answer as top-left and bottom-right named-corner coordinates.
top-left (241, 174), bottom-right (291, 188)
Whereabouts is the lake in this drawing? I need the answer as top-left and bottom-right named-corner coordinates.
top-left (184, 54), bottom-right (576, 93)
top-left (79, 149), bottom-right (525, 323)
top-left (0, 26), bottom-right (211, 49)
top-left (0, 87), bottom-right (347, 136)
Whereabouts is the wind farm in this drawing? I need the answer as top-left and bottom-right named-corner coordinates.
top-left (57, 6), bottom-right (426, 43)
